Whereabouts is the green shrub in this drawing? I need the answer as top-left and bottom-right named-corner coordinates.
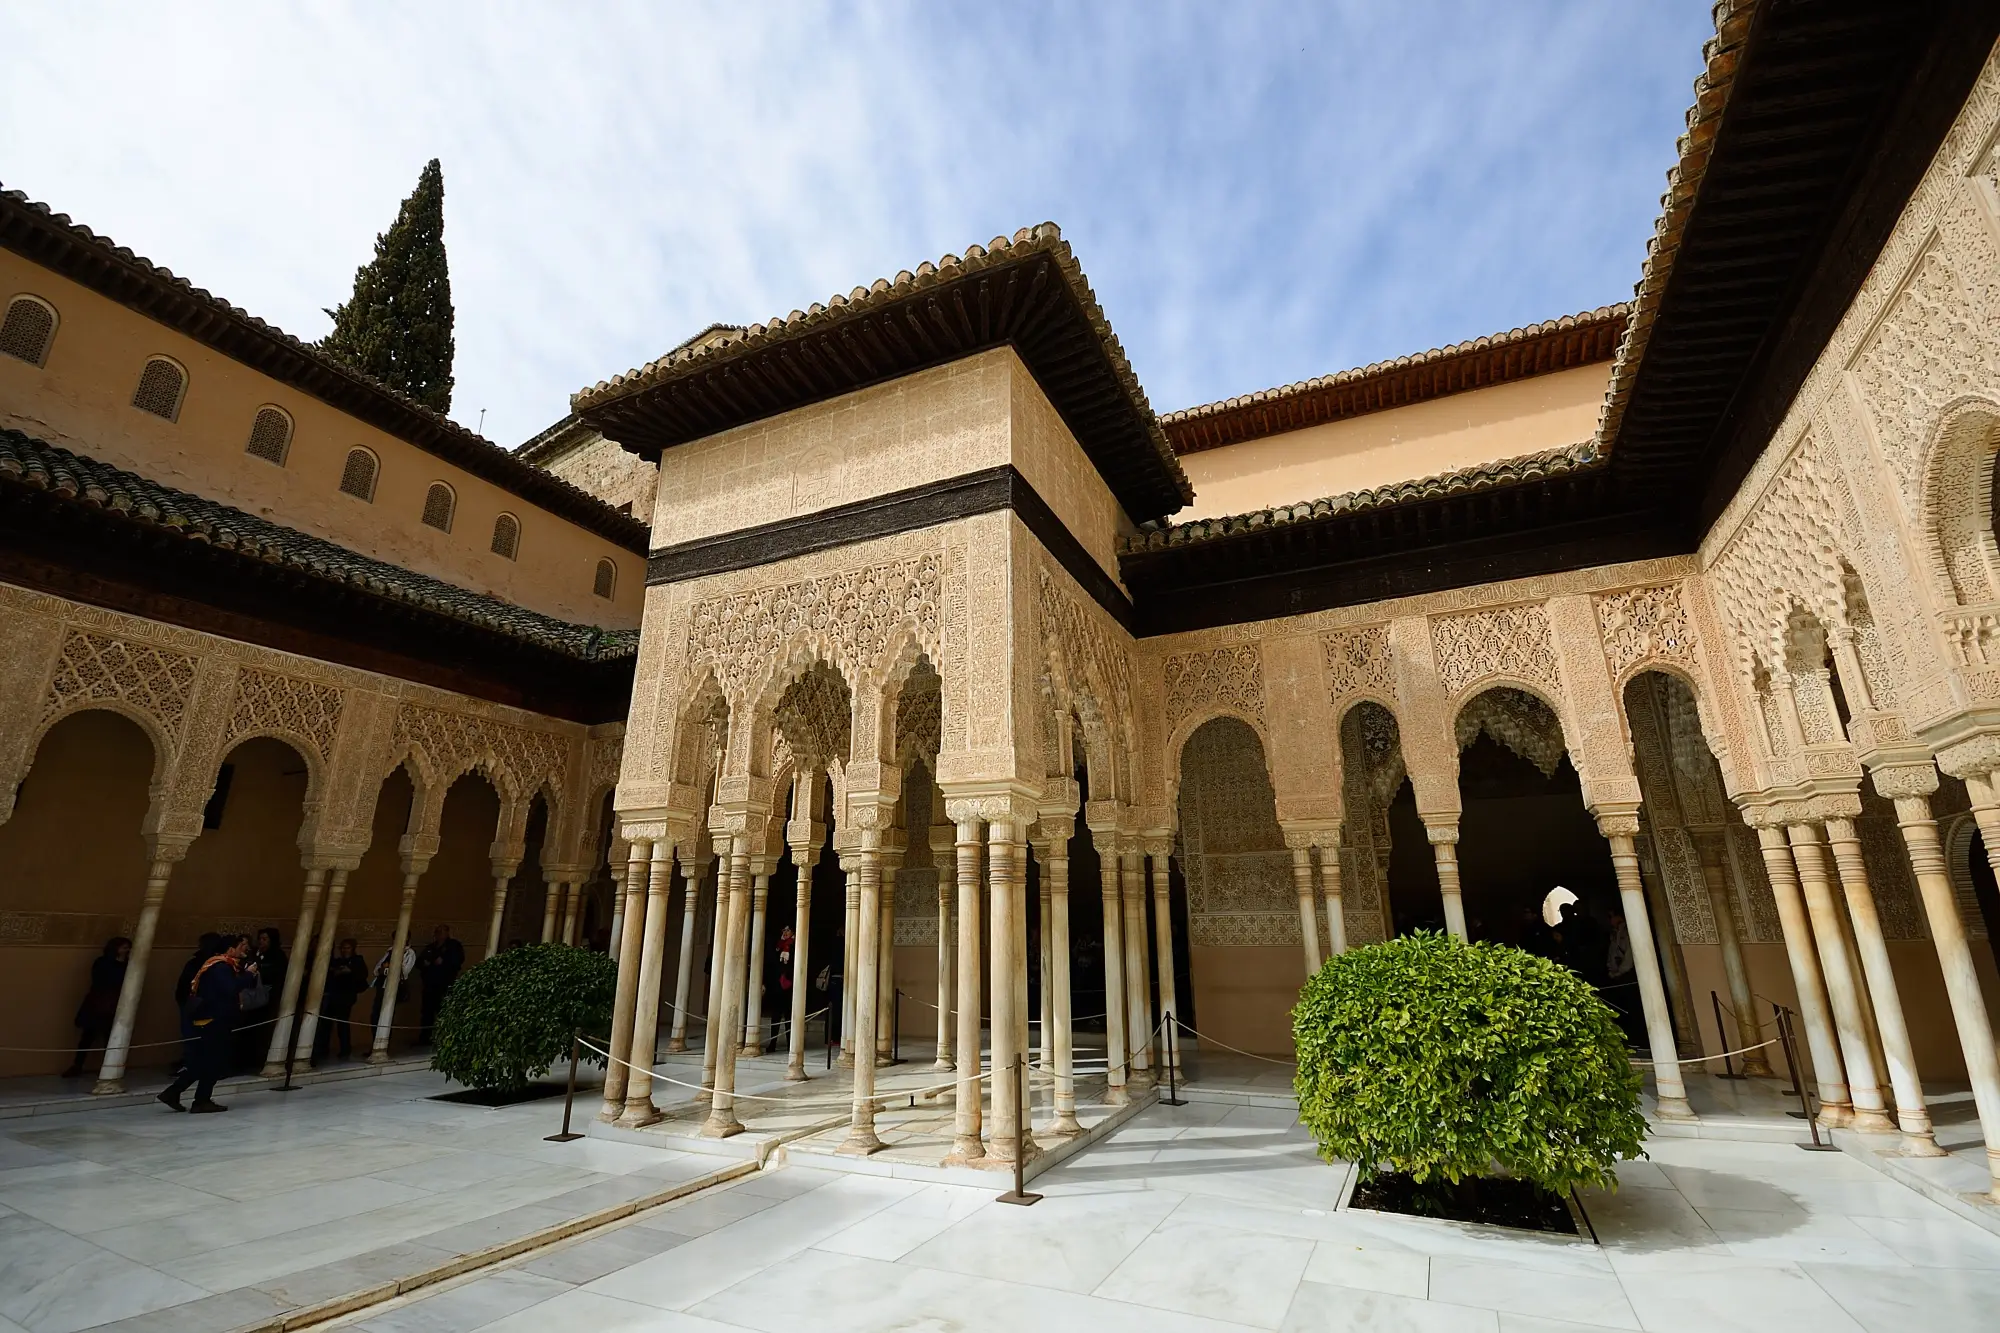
top-left (1292, 931), bottom-right (1645, 1195)
top-left (431, 943), bottom-right (617, 1091)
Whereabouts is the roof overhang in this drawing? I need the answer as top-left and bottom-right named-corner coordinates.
top-left (572, 225), bottom-right (1193, 524)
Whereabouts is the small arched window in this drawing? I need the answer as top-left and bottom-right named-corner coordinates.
top-left (490, 512), bottom-right (520, 560)
top-left (339, 447), bottom-right (379, 501)
top-left (0, 294), bottom-right (58, 367)
top-left (244, 406), bottom-right (293, 465)
top-left (421, 482), bottom-right (456, 532)
top-left (592, 558), bottom-right (617, 600)
top-left (132, 356), bottom-right (188, 421)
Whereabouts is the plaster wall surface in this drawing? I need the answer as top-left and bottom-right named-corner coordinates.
top-left (1175, 362), bottom-right (1611, 521)
top-left (0, 250), bottom-right (645, 627)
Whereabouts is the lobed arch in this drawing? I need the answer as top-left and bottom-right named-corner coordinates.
top-left (1917, 392), bottom-right (2000, 606)
top-left (1608, 658), bottom-right (1734, 784)
top-left (23, 699), bottom-right (176, 799)
top-left (210, 727), bottom-right (330, 826)
top-left (1452, 683), bottom-right (1575, 785)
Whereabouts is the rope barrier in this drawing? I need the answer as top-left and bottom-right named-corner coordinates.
top-left (1166, 1018), bottom-right (1294, 1066)
top-left (577, 1035), bottom-right (992, 1107)
top-left (1633, 1036), bottom-right (1782, 1068)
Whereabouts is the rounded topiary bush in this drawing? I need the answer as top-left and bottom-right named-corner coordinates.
top-left (431, 943), bottom-right (617, 1091)
top-left (1293, 931), bottom-right (1645, 1195)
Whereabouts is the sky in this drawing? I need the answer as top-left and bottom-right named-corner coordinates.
top-left (2, 3), bottom-right (1713, 449)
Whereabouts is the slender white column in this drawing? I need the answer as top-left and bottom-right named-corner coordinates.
top-left (618, 841), bottom-right (676, 1126)
top-left (1048, 839), bottom-right (1079, 1132)
top-left (1290, 843), bottom-right (1322, 976)
top-left (740, 871), bottom-right (771, 1057)
top-left (292, 868), bottom-right (350, 1064)
top-left (262, 867), bottom-right (327, 1075)
top-left (1426, 820), bottom-right (1467, 939)
top-left (667, 855), bottom-right (706, 1051)
top-left (1320, 842), bottom-right (1347, 957)
top-left (561, 880), bottom-right (582, 945)
top-left (1824, 815), bottom-right (1938, 1152)
top-left (839, 870), bottom-right (860, 1066)
top-left (607, 860), bottom-right (626, 957)
top-left (987, 822), bottom-right (1028, 1160)
top-left (704, 835), bottom-right (754, 1134)
top-left (540, 876), bottom-right (560, 943)
top-left (1755, 824), bottom-right (1852, 1125)
top-left (1602, 821), bottom-right (1693, 1120)
top-left (876, 850), bottom-right (898, 1064)
top-left (700, 850), bottom-right (730, 1093)
top-left (601, 840), bottom-right (651, 1120)
top-left (1148, 841), bottom-right (1179, 1074)
top-left (1891, 789), bottom-right (2000, 1198)
top-left (933, 825), bottom-right (955, 1071)
top-left (485, 871), bottom-right (509, 959)
top-left (1097, 836), bottom-right (1128, 1104)
top-left (786, 841), bottom-right (819, 1081)
top-left (840, 840), bottom-right (884, 1153)
top-left (1038, 867), bottom-right (1054, 1071)
top-left (369, 867), bottom-right (424, 1062)
top-left (1121, 846), bottom-right (1152, 1085)
top-left (950, 818), bottom-right (985, 1160)
top-left (1696, 831), bottom-right (1774, 1078)
top-left (93, 852), bottom-right (184, 1093)
top-left (1788, 824), bottom-right (1893, 1132)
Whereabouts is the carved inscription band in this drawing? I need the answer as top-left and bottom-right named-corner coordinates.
top-left (646, 464), bottom-right (1135, 630)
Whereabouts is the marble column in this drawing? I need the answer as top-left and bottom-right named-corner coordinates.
top-left (667, 853), bottom-right (708, 1052)
top-left (618, 841), bottom-right (676, 1127)
top-left (1754, 824), bottom-right (1852, 1125)
top-left (1636, 835), bottom-right (1700, 1052)
top-left (839, 868), bottom-right (860, 1067)
top-left (1889, 786), bottom-right (2000, 1198)
top-left (1097, 833), bottom-right (1128, 1105)
top-left (290, 867), bottom-right (350, 1068)
top-left (1787, 824), bottom-right (1893, 1132)
top-left (369, 858), bottom-right (428, 1063)
top-left (701, 846), bottom-right (731, 1094)
top-left (94, 848), bottom-right (188, 1093)
top-left (607, 858), bottom-right (626, 956)
top-left (1038, 863), bottom-right (1053, 1071)
top-left (561, 879), bottom-right (582, 945)
top-left (786, 832), bottom-right (820, 1081)
top-left (740, 868), bottom-right (771, 1058)
top-left (1601, 817), bottom-right (1694, 1121)
top-left (1693, 830), bottom-right (1773, 1078)
top-left (540, 876), bottom-right (560, 943)
top-left (1425, 819), bottom-right (1468, 939)
top-left (705, 834), bottom-right (755, 1136)
top-left (1148, 839), bottom-right (1179, 1074)
top-left (876, 842), bottom-right (900, 1065)
top-left (1320, 841), bottom-right (1347, 957)
top-left (485, 870), bottom-right (509, 959)
top-left (950, 817), bottom-right (985, 1160)
top-left (1824, 814), bottom-right (1939, 1152)
top-left (1048, 829), bottom-right (1079, 1133)
top-left (987, 821), bottom-right (1032, 1161)
top-left (601, 840), bottom-right (651, 1120)
top-left (840, 838), bottom-right (885, 1153)
top-left (1120, 844), bottom-right (1153, 1087)
top-left (261, 866), bottom-right (327, 1075)
top-left (932, 823), bottom-right (955, 1071)
top-left (1290, 842), bottom-right (1322, 976)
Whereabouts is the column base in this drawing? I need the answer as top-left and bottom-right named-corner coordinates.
top-left (986, 1133), bottom-right (1041, 1164)
top-left (258, 1062), bottom-right (287, 1079)
top-left (875, 1053), bottom-right (894, 1067)
top-left (616, 1101), bottom-right (662, 1129)
top-left (945, 1136), bottom-right (985, 1164)
top-left (739, 1043), bottom-right (762, 1058)
top-left (836, 1051), bottom-right (855, 1069)
top-left (1105, 1084), bottom-right (1129, 1106)
top-left (837, 1126), bottom-right (883, 1155)
top-left (934, 1057), bottom-right (954, 1072)
top-left (1741, 1055), bottom-right (1776, 1079)
top-left (1851, 1107), bottom-right (1898, 1134)
top-left (784, 1066), bottom-right (808, 1083)
top-left (1653, 1096), bottom-right (1698, 1123)
top-left (596, 1103), bottom-right (624, 1123)
top-left (1899, 1130), bottom-right (1948, 1158)
top-left (700, 1113), bottom-right (745, 1138)
top-left (1818, 1101), bottom-right (1854, 1129)
top-left (365, 1051), bottom-right (391, 1066)
top-left (1048, 1113), bottom-right (1082, 1136)
top-left (90, 1078), bottom-right (123, 1096)
top-left (666, 1037), bottom-right (688, 1053)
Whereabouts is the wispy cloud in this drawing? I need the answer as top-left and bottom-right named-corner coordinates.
top-left (2, 2), bottom-right (1708, 446)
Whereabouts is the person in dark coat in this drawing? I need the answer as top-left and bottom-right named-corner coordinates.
top-left (160, 934), bottom-right (255, 1113)
top-left (415, 924), bottom-right (465, 1044)
top-left (236, 927), bottom-right (286, 1069)
top-left (169, 933), bottom-right (224, 1077)
top-left (315, 938), bottom-right (368, 1062)
top-left (63, 937), bottom-right (130, 1078)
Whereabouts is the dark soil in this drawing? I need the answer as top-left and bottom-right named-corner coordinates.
top-left (429, 1082), bottom-right (568, 1107)
top-left (1349, 1170), bottom-right (1578, 1235)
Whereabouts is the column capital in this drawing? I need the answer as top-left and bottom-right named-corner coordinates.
top-left (141, 832), bottom-right (197, 865)
top-left (1141, 834), bottom-right (1174, 861)
top-left (1420, 817), bottom-right (1459, 846)
top-left (1591, 804), bottom-right (1641, 840)
top-left (943, 782), bottom-right (1040, 829)
top-left (1936, 730), bottom-right (2000, 782)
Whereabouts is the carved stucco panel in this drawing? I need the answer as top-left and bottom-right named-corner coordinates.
top-left (1323, 625), bottom-right (1395, 705)
top-left (1162, 644), bottom-right (1263, 737)
top-left (1429, 602), bottom-right (1561, 701)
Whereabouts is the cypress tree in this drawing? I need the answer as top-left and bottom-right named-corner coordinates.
top-left (321, 159), bottom-right (456, 414)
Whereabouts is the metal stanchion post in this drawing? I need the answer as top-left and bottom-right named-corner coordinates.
top-left (1777, 1008), bottom-right (1839, 1152)
top-left (997, 1055), bottom-right (1042, 1206)
top-left (273, 1009), bottom-right (307, 1094)
top-left (1710, 992), bottom-right (1742, 1079)
top-left (1771, 1001), bottom-right (1799, 1097)
top-left (1160, 1018), bottom-right (1186, 1106)
top-left (545, 1029), bottom-right (584, 1142)
top-left (892, 989), bottom-right (901, 1065)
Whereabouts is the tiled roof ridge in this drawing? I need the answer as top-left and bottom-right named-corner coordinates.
top-left (571, 222), bottom-right (1192, 504)
top-left (1159, 303), bottom-right (1631, 428)
top-left (0, 426), bottom-right (639, 661)
top-left (1121, 439), bottom-right (1600, 553)
top-left (0, 186), bottom-right (648, 552)
top-left (1592, 0), bottom-right (1759, 454)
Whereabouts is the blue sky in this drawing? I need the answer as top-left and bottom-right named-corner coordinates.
top-left (3, 3), bottom-right (1711, 447)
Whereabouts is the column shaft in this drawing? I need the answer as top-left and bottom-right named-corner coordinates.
top-left (262, 867), bottom-right (326, 1075)
top-left (1755, 825), bottom-right (1852, 1123)
top-left (1892, 794), bottom-right (2000, 1198)
top-left (485, 874), bottom-right (508, 959)
top-left (701, 863), bottom-right (730, 1092)
top-left (601, 840), bottom-right (650, 1119)
top-left (1428, 825), bottom-right (1467, 939)
top-left (1825, 815), bottom-right (1937, 1151)
top-left (1121, 848), bottom-right (1152, 1083)
top-left (839, 876), bottom-right (860, 1065)
top-left (1038, 872), bottom-right (1053, 1071)
top-left (667, 858), bottom-right (704, 1052)
top-left (741, 874), bottom-right (770, 1057)
top-left (93, 858), bottom-right (178, 1092)
top-left (786, 846), bottom-right (818, 1081)
top-left (1696, 831), bottom-right (1774, 1078)
top-left (1050, 851), bottom-right (1079, 1132)
top-left (951, 819), bottom-right (985, 1159)
top-left (618, 843), bottom-right (676, 1125)
top-left (1606, 830), bottom-right (1693, 1120)
top-left (1788, 824), bottom-right (1892, 1131)
top-left (1098, 843), bottom-right (1128, 1104)
top-left (1320, 843), bottom-right (1347, 957)
top-left (540, 879), bottom-right (559, 943)
top-left (290, 870), bottom-right (348, 1067)
top-left (875, 863), bottom-right (897, 1063)
top-left (1150, 848), bottom-right (1178, 1073)
top-left (1291, 845), bottom-right (1322, 976)
top-left (988, 825), bottom-right (1026, 1159)
top-left (934, 845), bottom-right (955, 1071)
top-left (840, 844), bottom-right (884, 1153)
top-left (368, 874), bottom-right (420, 1062)
top-left (561, 881), bottom-right (581, 945)
top-left (704, 837), bottom-right (754, 1136)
